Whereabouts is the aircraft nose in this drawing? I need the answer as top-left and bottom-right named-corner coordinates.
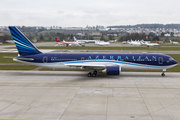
top-left (172, 60), bottom-right (178, 65)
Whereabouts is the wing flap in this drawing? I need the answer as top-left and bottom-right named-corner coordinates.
top-left (64, 63), bottom-right (106, 69)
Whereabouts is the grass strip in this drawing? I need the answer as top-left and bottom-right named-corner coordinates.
top-left (0, 65), bottom-right (37, 70)
top-left (37, 46), bottom-right (180, 51)
top-left (0, 53), bottom-right (19, 63)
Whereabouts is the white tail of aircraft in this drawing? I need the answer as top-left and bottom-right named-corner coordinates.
top-left (170, 40), bottom-right (179, 44)
top-left (73, 36), bottom-right (85, 44)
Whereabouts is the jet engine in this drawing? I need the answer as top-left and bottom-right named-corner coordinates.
top-left (106, 66), bottom-right (121, 75)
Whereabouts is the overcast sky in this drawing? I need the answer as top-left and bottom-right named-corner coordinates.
top-left (0, 0), bottom-right (180, 27)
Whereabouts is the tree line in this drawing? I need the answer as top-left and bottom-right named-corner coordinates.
top-left (108, 24), bottom-right (180, 29)
top-left (0, 32), bottom-right (69, 43)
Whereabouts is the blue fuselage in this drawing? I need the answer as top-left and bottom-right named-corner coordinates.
top-left (15, 53), bottom-right (178, 70)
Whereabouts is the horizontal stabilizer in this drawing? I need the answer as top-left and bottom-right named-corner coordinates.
top-left (15, 57), bottom-right (34, 61)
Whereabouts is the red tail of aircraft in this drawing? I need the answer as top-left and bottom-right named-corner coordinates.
top-left (55, 38), bottom-right (60, 42)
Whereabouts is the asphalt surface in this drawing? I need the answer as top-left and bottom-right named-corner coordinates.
top-left (0, 71), bottom-right (180, 120)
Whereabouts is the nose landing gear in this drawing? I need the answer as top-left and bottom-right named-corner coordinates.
top-left (161, 72), bottom-right (165, 77)
top-left (161, 69), bottom-right (166, 77)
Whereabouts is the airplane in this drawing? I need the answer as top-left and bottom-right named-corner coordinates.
top-left (9, 26), bottom-right (177, 77)
top-left (170, 40), bottom-right (179, 44)
top-left (129, 40), bottom-right (160, 47)
top-left (122, 41), bottom-right (128, 44)
top-left (6, 40), bottom-right (14, 43)
top-left (95, 40), bottom-right (110, 46)
top-left (128, 40), bottom-right (142, 46)
top-left (146, 43), bottom-right (161, 47)
top-left (141, 40), bottom-right (161, 47)
top-left (156, 40), bottom-right (164, 44)
top-left (74, 36), bottom-right (96, 43)
top-left (55, 37), bottom-right (79, 46)
top-left (73, 36), bottom-right (85, 44)
top-left (109, 39), bottom-right (117, 42)
top-left (140, 40), bottom-right (150, 45)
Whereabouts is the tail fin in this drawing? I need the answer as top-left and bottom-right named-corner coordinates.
top-left (73, 36), bottom-right (78, 42)
top-left (55, 37), bottom-right (61, 42)
top-left (9, 26), bottom-right (41, 56)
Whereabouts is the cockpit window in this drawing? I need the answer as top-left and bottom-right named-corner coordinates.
top-left (169, 57), bottom-right (174, 61)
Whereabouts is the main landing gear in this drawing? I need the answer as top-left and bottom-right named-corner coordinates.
top-left (87, 70), bottom-right (97, 77)
top-left (161, 69), bottom-right (166, 77)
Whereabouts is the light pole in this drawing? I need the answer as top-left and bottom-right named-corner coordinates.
top-left (81, 29), bottom-right (83, 43)
top-left (81, 29), bottom-right (83, 40)
top-left (88, 30), bottom-right (89, 40)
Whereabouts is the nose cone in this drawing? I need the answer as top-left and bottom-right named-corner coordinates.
top-left (172, 60), bottom-right (178, 65)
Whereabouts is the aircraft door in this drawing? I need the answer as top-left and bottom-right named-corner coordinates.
top-left (43, 56), bottom-right (48, 63)
top-left (158, 57), bottom-right (163, 64)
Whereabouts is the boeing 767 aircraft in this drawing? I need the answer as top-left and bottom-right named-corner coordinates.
top-left (9, 26), bottom-right (177, 77)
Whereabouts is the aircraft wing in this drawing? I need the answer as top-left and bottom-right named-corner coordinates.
top-left (64, 63), bottom-right (106, 67)
top-left (64, 62), bottom-right (120, 70)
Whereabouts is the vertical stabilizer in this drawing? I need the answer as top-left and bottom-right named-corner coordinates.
top-left (9, 26), bottom-right (42, 56)
top-left (55, 37), bottom-right (60, 42)
top-left (73, 36), bottom-right (78, 42)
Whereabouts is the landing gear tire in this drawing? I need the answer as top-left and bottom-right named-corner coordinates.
top-left (161, 69), bottom-right (166, 77)
top-left (92, 73), bottom-right (96, 77)
top-left (87, 70), bottom-right (97, 77)
top-left (93, 70), bottom-right (97, 75)
top-left (87, 73), bottom-right (92, 77)
top-left (161, 73), bottom-right (165, 77)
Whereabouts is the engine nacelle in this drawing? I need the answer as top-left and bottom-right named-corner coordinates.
top-left (106, 66), bottom-right (121, 75)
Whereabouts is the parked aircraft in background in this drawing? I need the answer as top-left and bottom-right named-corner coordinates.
top-left (156, 40), bottom-right (164, 44)
top-left (170, 40), bottom-right (179, 44)
top-left (140, 40), bottom-right (150, 45)
top-left (109, 39), bottom-right (117, 42)
top-left (9, 26), bottom-right (178, 77)
top-left (145, 43), bottom-right (161, 47)
top-left (128, 40), bottom-right (142, 46)
top-left (127, 40), bottom-right (160, 47)
top-left (141, 40), bottom-right (160, 47)
top-left (6, 40), bottom-right (14, 43)
top-left (73, 37), bottom-right (85, 44)
top-left (95, 40), bottom-right (110, 46)
top-left (73, 36), bottom-right (96, 43)
top-left (55, 38), bottom-right (79, 46)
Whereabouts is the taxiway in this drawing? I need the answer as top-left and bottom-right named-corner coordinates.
top-left (0, 71), bottom-right (180, 120)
